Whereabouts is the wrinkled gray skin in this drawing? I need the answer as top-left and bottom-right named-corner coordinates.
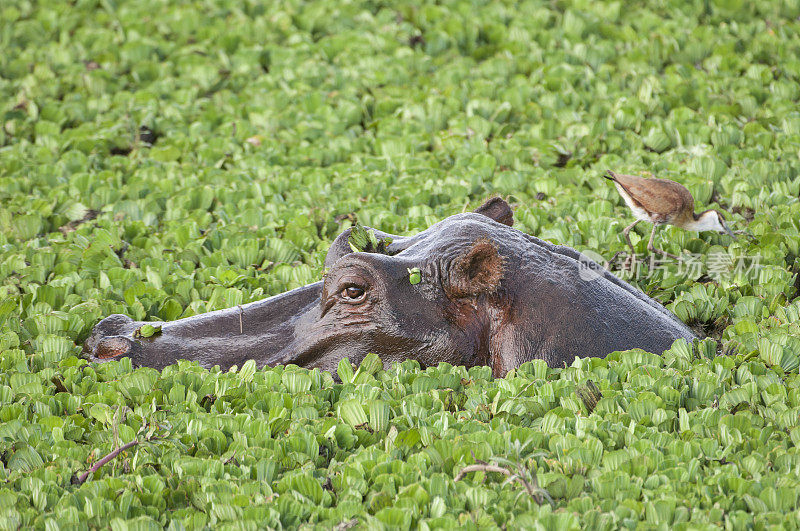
top-left (83, 199), bottom-right (695, 377)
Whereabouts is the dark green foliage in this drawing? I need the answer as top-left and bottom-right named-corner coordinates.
top-left (3, 345), bottom-right (800, 528)
top-left (2, 0), bottom-right (800, 527)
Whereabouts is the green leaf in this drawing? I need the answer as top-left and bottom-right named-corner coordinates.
top-left (239, 359), bottom-right (257, 383)
top-left (395, 428), bottom-right (421, 449)
top-left (7, 445), bottom-right (43, 472)
top-left (338, 399), bottom-right (368, 427)
top-left (0, 298), bottom-right (17, 327)
top-left (89, 403), bottom-right (114, 425)
top-left (643, 128), bottom-right (671, 153)
top-left (374, 507), bottom-right (411, 530)
top-left (283, 371), bottom-right (312, 393)
top-left (352, 353), bottom-right (383, 383)
top-left (337, 358), bottom-right (355, 384)
top-left (134, 324), bottom-right (162, 339)
top-left (368, 400), bottom-right (390, 432)
top-left (408, 267), bottom-right (421, 285)
top-left (149, 145), bottom-right (181, 162)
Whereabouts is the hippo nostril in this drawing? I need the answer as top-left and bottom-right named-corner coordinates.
top-left (95, 336), bottom-right (133, 360)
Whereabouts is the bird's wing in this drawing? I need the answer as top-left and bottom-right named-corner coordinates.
top-left (608, 173), bottom-right (692, 218)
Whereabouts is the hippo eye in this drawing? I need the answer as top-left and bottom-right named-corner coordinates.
top-left (340, 285), bottom-right (366, 302)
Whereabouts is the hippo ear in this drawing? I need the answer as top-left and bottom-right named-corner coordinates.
top-left (474, 197), bottom-right (513, 227)
top-left (445, 239), bottom-right (504, 299)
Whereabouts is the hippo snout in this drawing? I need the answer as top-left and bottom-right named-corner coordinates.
top-left (82, 314), bottom-right (137, 363)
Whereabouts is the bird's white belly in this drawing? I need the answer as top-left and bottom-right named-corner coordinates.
top-left (614, 183), bottom-right (653, 221)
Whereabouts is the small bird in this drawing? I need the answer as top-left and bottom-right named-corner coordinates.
top-left (605, 170), bottom-right (734, 266)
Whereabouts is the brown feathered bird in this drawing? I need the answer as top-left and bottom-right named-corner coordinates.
top-left (605, 170), bottom-right (734, 264)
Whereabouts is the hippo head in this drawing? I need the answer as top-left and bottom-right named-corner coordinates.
top-left (291, 234), bottom-right (507, 372)
top-left (84, 198), bottom-right (695, 375)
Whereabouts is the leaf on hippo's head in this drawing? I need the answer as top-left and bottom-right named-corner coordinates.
top-left (348, 223), bottom-right (392, 253)
top-left (407, 267), bottom-right (421, 285)
top-left (348, 224), bottom-right (370, 252)
top-left (134, 324), bottom-right (162, 339)
top-left (378, 236), bottom-right (393, 253)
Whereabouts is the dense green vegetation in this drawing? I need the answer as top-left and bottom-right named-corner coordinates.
top-left (2, 0), bottom-right (800, 528)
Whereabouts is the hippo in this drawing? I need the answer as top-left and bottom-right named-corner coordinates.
top-left (83, 198), bottom-right (696, 377)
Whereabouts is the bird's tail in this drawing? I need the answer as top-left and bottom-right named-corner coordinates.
top-left (604, 170), bottom-right (617, 181)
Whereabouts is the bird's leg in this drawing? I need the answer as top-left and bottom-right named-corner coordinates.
top-left (617, 219), bottom-right (641, 271)
top-left (604, 252), bottom-right (625, 271)
top-left (646, 224), bottom-right (680, 260)
top-left (734, 229), bottom-right (757, 241)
